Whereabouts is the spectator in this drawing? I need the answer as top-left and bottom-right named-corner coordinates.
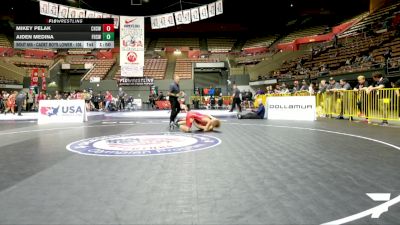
top-left (318, 80), bottom-right (328, 94)
top-left (105, 91), bottom-right (113, 112)
top-left (383, 47), bottom-right (392, 63)
top-left (255, 88), bottom-right (265, 96)
top-left (354, 76), bottom-right (369, 91)
top-left (367, 73), bottom-right (391, 125)
top-left (339, 79), bottom-right (352, 90)
top-left (157, 91), bottom-right (165, 101)
top-left (37, 91), bottom-right (46, 103)
top-left (274, 84), bottom-right (281, 94)
top-left (281, 83), bottom-right (290, 94)
top-left (327, 77), bottom-right (341, 90)
top-left (237, 99), bottom-right (265, 119)
top-left (300, 80), bottom-right (309, 91)
top-left (229, 84), bottom-right (242, 112)
top-left (26, 91), bottom-right (34, 111)
top-left (354, 76), bottom-right (369, 120)
top-left (54, 91), bottom-right (62, 100)
top-left (117, 87), bottom-right (126, 111)
top-left (16, 90), bottom-right (26, 116)
top-left (4, 91), bottom-right (17, 115)
top-left (292, 80), bottom-right (301, 93)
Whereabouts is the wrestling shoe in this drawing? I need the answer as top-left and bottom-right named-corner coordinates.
top-left (169, 121), bottom-right (175, 131)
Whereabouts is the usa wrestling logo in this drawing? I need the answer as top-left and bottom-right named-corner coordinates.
top-left (66, 133), bottom-right (221, 156)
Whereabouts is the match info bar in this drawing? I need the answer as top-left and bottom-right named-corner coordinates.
top-left (14, 41), bottom-right (114, 49)
top-left (14, 20), bottom-right (114, 49)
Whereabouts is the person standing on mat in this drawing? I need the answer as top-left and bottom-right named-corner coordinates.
top-left (229, 84), bottom-right (241, 112)
top-left (16, 90), bottom-right (26, 116)
top-left (168, 75), bottom-right (183, 129)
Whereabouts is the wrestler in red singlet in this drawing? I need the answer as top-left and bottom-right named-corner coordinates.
top-left (185, 111), bottom-right (208, 128)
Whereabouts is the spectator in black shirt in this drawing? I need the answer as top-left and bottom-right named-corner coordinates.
top-left (229, 84), bottom-right (241, 112)
top-left (368, 73), bottom-right (391, 125)
top-left (157, 92), bottom-right (165, 101)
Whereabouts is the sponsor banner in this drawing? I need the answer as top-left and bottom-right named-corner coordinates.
top-left (118, 77), bottom-right (154, 86)
top-left (159, 15), bottom-right (168, 28)
top-left (58, 5), bottom-right (69, 18)
top-left (267, 96), bottom-right (316, 121)
top-left (151, 17), bottom-right (160, 29)
top-left (166, 13), bottom-right (175, 27)
top-left (85, 10), bottom-right (95, 18)
top-left (111, 15), bottom-right (119, 29)
top-left (38, 100), bottom-right (88, 124)
top-left (90, 76), bottom-right (100, 83)
top-left (174, 11), bottom-right (184, 25)
top-left (182, 10), bottom-right (191, 24)
top-left (102, 13), bottom-right (111, 18)
top-left (208, 2), bottom-right (216, 17)
top-left (216, 0), bottom-right (223, 15)
top-left (0, 84), bottom-right (23, 89)
top-left (31, 68), bottom-right (39, 87)
top-left (67, 7), bottom-right (78, 18)
top-left (66, 133), bottom-right (221, 156)
top-left (41, 68), bottom-right (47, 91)
top-left (39, 1), bottom-right (59, 18)
top-left (121, 63), bottom-right (144, 77)
top-left (199, 5), bottom-right (208, 20)
top-left (190, 7), bottom-right (200, 22)
top-left (76, 9), bottom-right (86, 18)
top-left (120, 16), bottom-right (144, 77)
top-left (94, 12), bottom-right (103, 18)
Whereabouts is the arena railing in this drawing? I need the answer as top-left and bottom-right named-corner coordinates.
top-left (316, 89), bottom-right (400, 121)
top-left (188, 89), bottom-right (400, 121)
top-left (253, 89), bottom-right (399, 121)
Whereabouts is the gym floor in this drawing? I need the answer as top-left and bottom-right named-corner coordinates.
top-left (0, 115), bottom-right (399, 225)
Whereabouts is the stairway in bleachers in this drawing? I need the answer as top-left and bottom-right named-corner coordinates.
top-left (147, 38), bottom-right (158, 52)
top-left (0, 60), bottom-right (25, 83)
top-left (231, 38), bottom-right (246, 52)
top-left (165, 58), bottom-right (176, 79)
top-left (247, 50), bottom-right (308, 80)
top-left (199, 37), bottom-right (207, 52)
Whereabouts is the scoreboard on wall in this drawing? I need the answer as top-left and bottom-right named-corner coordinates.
top-left (14, 19), bottom-right (114, 49)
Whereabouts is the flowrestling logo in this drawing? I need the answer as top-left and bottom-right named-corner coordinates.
top-left (66, 133), bottom-right (221, 156)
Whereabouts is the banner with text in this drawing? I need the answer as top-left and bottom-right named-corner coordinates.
top-left (38, 100), bottom-right (87, 124)
top-left (120, 16), bottom-right (144, 77)
top-left (118, 77), bottom-right (154, 86)
top-left (267, 96), bottom-right (316, 121)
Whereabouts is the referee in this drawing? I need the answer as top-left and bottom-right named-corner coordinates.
top-left (168, 75), bottom-right (183, 130)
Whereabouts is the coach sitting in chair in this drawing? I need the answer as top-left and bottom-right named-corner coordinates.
top-left (237, 99), bottom-right (265, 119)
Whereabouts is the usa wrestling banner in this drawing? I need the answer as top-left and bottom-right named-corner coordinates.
top-left (118, 77), bottom-right (154, 86)
top-left (120, 16), bottom-right (145, 77)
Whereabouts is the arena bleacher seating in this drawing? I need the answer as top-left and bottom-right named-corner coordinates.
top-left (207, 37), bottom-right (236, 52)
top-left (155, 38), bottom-right (200, 49)
top-left (242, 36), bottom-right (278, 49)
top-left (339, 2), bottom-right (400, 38)
top-left (0, 34), bottom-right (11, 48)
top-left (70, 58), bottom-right (116, 80)
top-left (175, 58), bottom-right (219, 79)
top-left (2, 57), bottom-right (54, 76)
top-left (279, 26), bottom-right (326, 44)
